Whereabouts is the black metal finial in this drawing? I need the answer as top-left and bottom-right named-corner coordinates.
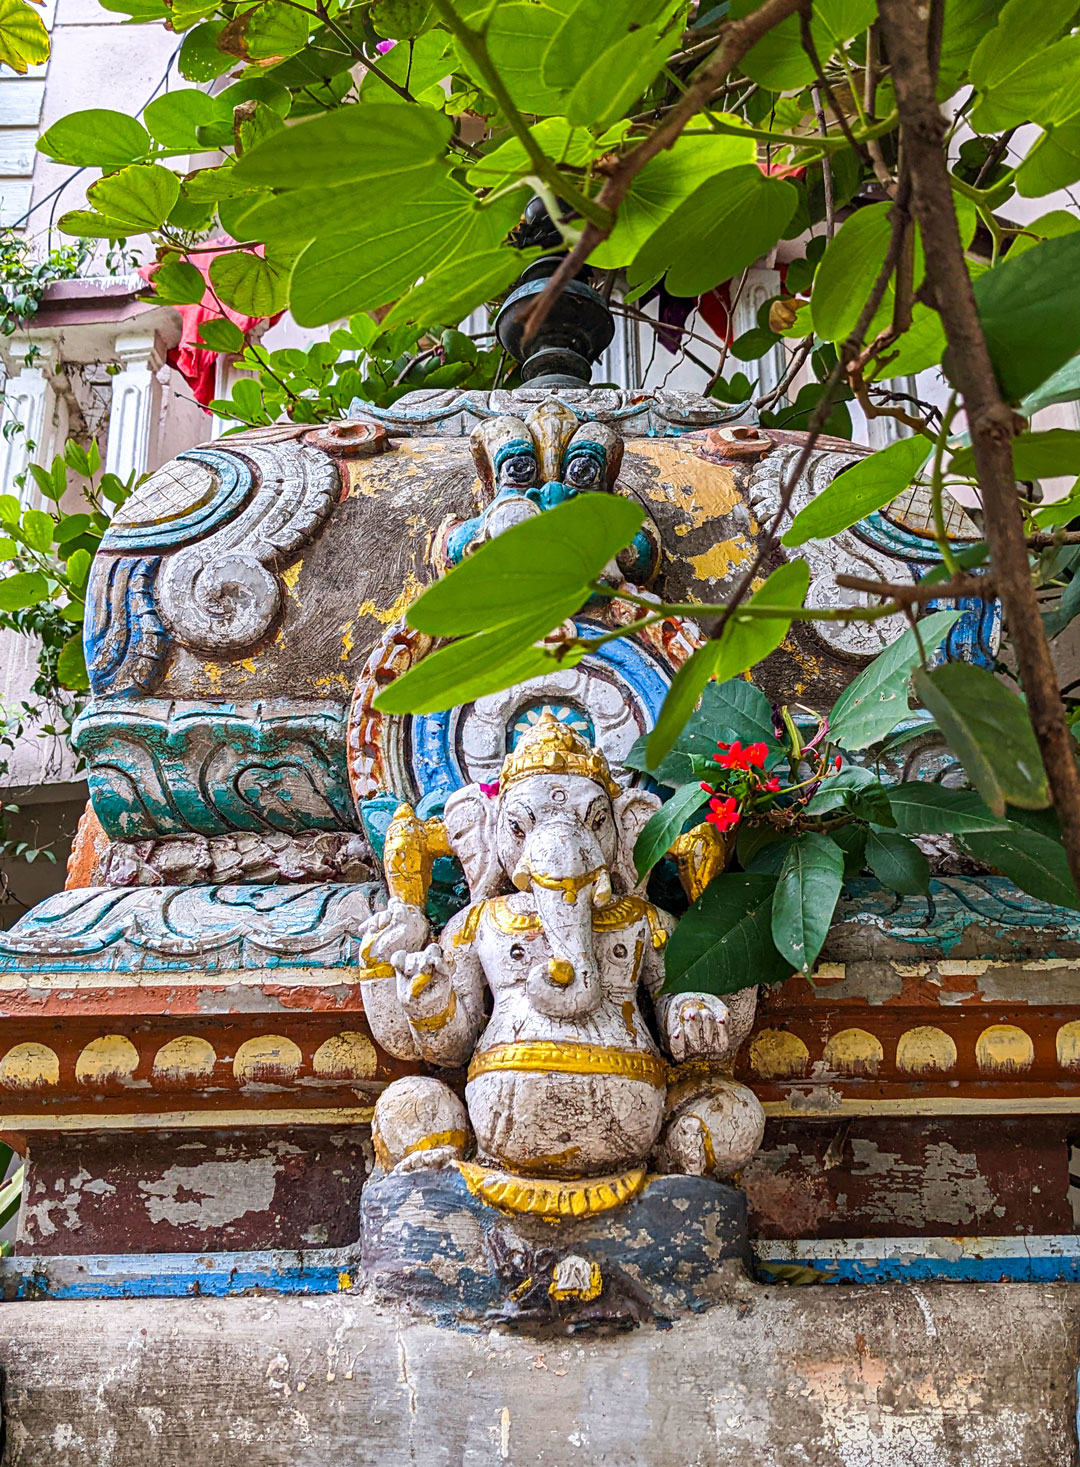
top-left (493, 198), bottom-right (615, 389)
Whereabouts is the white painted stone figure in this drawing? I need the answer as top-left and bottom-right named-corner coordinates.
top-left (358, 714), bottom-right (764, 1198)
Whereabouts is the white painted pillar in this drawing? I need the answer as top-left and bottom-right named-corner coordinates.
top-left (0, 338), bottom-right (54, 500)
top-left (104, 332), bottom-right (161, 481)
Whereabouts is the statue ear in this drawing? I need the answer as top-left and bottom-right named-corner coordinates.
top-left (443, 785), bottom-right (505, 899)
top-left (611, 786), bottom-right (662, 895)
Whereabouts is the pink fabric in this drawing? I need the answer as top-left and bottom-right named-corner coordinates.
top-left (140, 238), bottom-right (282, 409)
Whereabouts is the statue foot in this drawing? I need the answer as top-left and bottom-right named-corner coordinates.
top-left (654, 1075), bottom-right (765, 1179)
top-left (372, 1075), bottom-right (470, 1173)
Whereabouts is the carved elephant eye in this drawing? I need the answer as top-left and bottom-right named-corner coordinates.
top-left (508, 818), bottom-right (525, 838)
top-left (500, 453), bottom-right (537, 487)
top-left (591, 809), bottom-right (609, 831)
top-left (510, 944), bottom-right (526, 961)
top-left (564, 453), bottom-right (602, 488)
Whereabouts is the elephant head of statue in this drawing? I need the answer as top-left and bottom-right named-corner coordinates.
top-left (443, 714), bottom-right (659, 1022)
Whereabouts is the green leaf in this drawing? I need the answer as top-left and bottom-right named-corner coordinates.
top-left (886, 783), bottom-right (1009, 834)
top-left (234, 103), bottom-right (451, 189)
top-left (196, 318), bottom-right (245, 352)
top-left (53, 513), bottom-right (92, 545)
top-left (481, 0), bottom-right (576, 114)
top-left (771, 832), bottom-right (845, 975)
top-left (149, 257), bottom-right (206, 306)
top-left (783, 435), bottom-right (933, 547)
top-left (60, 164), bottom-right (180, 238)
top-left (371, 0), bottom-right (434, 37)
top-left (65, 547), bottom-right (91, 590)
top-left (0, 0), bottom-right (48, 73)
top-left (564, 19), bottom-right (679, 131)
top-left (209, 250), bottom-right (289, 317)
top-left (0, 570), bottom-right (48, 611)
top-left (21, 508), bottom-right (53, 552)
top-left (289, 182), bottom-right (522, 327)
top-left (0, 494), bottom-right (20, 525)
top-left (56, 633), bottom-right (88, 692)
top-left (938, 0), bottom-right (1005, 92)
top-left (218, 0), bottom-right (310, 62)
top-left (179, 19), bottom-right (235, 81)
top-left (951, 426), bottom-right (1080, 482)
top-left (811, 204), bottom-right (892, 344)
top-left (0, 1163), bottom-right (24, 1230)
top-left (407, 492), bottom-right (643, 635)
top-left (38, 109), bottom-right (149, 168)
top-left (913, 661), bottom-right (1048, 816)
top-left (1017, 122), bottom-right (1080, 198)
top-left (731, 1), bottom-right (814, 91)
top-left (971, 31), bottom-right (1080, 132)
top-left (865, 829), bottom-right (930, 895)
top-left (633, 779), bottom-right (710, 883)
top-left (975, 231), bottom-right (1080, 402)
top-left (629, 165), bottom-right (798, 297)
top-left (143, 89), bottom-right (225, 149)
top-left (373, 611), bottom-right (576, 716)
top-left (959, 820), bottom-right (1079, 908)
top-left (828, 609), bottom-right (964, 750)
top-left (591, 129), bottom-right (756, 270)
top-left (970, 0), bottom-right (1080, 90)
top-left (645, 559), bottom-right (809, 767)
top-left (380, 245), bottom-right (535, 331)
top-left (664, 873), bottom-right (792, 997)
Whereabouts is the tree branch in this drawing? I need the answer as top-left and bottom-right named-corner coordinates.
top-left (878, 0), bottom-right (1080, 891)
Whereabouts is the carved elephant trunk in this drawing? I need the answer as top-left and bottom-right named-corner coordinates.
top-left (511, 817), bottom-right (611, 1022)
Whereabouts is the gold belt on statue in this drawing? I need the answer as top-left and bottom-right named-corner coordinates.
top-left (467, 1040), bottom-right (666, 1088)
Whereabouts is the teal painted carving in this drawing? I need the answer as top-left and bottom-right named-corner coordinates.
top-left (100, 448), bottom-right (254, 553)
top-left (0, 881), bottom-right (385, 974)
top-left (73, 697), bottom-right (357, 839)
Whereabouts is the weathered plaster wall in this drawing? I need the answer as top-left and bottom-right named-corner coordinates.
top-left (1, 1284), bottom-right (1077, 1466)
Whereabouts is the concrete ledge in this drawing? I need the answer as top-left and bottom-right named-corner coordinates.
top-left (2, 1283), bottom-right (1078, 1466)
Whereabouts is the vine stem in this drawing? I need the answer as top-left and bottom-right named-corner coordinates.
top-left (878, 0), bottom-right (1080, 893)
top-left (930, 391), bottom-right (961, 576)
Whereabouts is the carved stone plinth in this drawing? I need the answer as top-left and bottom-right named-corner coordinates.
top-left (360, 1166), bottom-right (750, 1330)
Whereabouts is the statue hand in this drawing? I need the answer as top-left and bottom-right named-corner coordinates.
top-left (358, 898), bottom-right (430, 972)
top-left (395, 943), bottom-right (455, 1018)
top-left (666, 994), bottom-right (731, 1062)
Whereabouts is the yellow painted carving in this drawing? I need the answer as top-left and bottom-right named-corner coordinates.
top-left (1057, 1020), bottom-right (1080, 1069)
top-left (312, 1031), bottom-right (377, 1080)
top-left (687, 539), bottom-right (754, 581)
top-left (895, 1026), bottom-right (957, 1074)
top-left (75, 1034), bottom-right (139, 1084)
top-left (748, 1029), bottom-right (809, 1079)
top-left (281, 560), bottom-right (302, 591)
top-left (152, 1035), bottom-right (217, 1081)
top-left (233, 1034), bottom-right (303, 1082)
top-left (0, 1040), bottom-right (59, 1088)
top-left (549, 1259), bottom-right (602, 1300)
top-left (823, 1028), bottom-right (884, 1075)
top-left (975, 1024), bottom-right (1034, 1073)
top-left (354, 572), bottom-right (423, 628)
top-left (631, 441), bottom-right (741, 525)
top-left (468, 1040), bottom-right (666, 1087)
top-left (410, 989), bottom-right (458, 1032)
top-left (458, 1160), bottom-right (647, 1219)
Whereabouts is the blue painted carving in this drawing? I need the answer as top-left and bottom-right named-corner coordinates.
top-left (100, 448), bottom-right (254, 553)
top-left (84, 555), bottom-right (168, 698)
top-left (73, 697), bottom-right (357, 838)
top-left (854, 510), bottom-right (1000, 667)
top-left (407, 617), bottom-right (670, 800)
top-left (0, 880), bottom-right (384, 975)
top-left (510, 701), bottom-right (593, 748)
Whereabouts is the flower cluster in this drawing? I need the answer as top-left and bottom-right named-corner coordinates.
top-left (700, 740), bottom-right (782, 833)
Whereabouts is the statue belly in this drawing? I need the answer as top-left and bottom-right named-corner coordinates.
top-left (466, 1070), bottom-right (666, 1177)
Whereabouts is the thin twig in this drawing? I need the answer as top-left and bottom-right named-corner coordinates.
top-left (835, 571), bottom-right (996, 602)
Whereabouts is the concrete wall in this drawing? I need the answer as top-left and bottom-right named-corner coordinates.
top-left (1, 1284), bottom-right (1078, 1466)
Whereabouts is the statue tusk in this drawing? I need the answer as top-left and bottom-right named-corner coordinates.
top-left (511, 858), bottom-right (532, 892)
top-left (592, 869), bottom-right (612, 907)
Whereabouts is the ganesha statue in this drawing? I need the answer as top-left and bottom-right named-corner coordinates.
top-left (357, 714), bottom-right (764, 1211)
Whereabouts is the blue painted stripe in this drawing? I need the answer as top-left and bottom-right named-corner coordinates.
top-left (754, 1235), bottom-right (1080, 1284)
top-left (0, 1247), bottom-right (356, 1301)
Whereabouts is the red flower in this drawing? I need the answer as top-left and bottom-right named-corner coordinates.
top-left (763, 776), bottom-right (782, 792)
top-left (833, 756), bottom-right (843, 771)
top-left (706, 795), bottom-right (741, 832)
top-left (713, 740), bottom-right (769, 771)
top-left (699, 781), bottom-right (714, 793)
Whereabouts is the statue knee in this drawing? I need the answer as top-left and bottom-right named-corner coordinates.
top-left (654, 1077), bottom-right (765, 1179)
top-left (372, 1076), bottom-right (469, 1174)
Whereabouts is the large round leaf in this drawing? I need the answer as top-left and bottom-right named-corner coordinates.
top-left (38, 109), bottom-right (150, 168)
top-left (209, 250), bottom-right (289, 316)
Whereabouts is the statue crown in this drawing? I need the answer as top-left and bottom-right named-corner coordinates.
top-left (499, 713), bottom-right (620, 799)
